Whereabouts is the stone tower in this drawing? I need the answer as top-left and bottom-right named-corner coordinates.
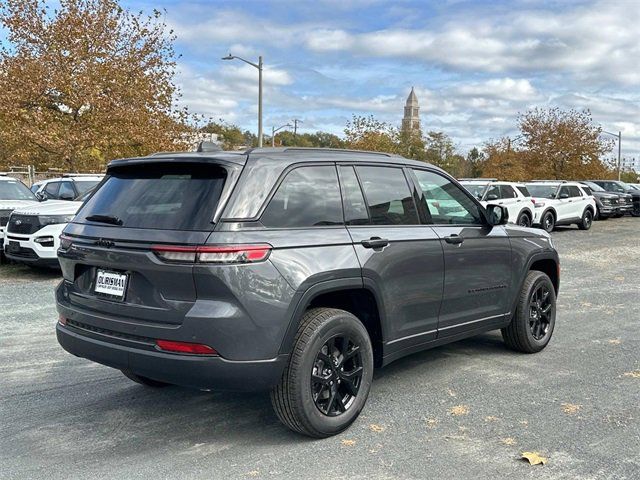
top-left (402, 87), bottom-right (420, 132)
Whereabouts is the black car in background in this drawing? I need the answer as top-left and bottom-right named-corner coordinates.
top-left (579, 181), bottom-right (624, 219)
top-left (589, 180), bottom-right (639, 217)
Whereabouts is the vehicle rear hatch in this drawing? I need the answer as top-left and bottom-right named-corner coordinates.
top-left (59, 156), bottom-right (243, 326)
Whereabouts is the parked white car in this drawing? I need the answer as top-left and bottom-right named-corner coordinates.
top-left (3, 194), bottom-right (87, 268)
top-left (31, 174), bottom-right (102, 201)
top-left (524, 181), bottom-right (596, 233)
top-left (459, 179), bottom-right (537, 227)
top-left (0, 175), bottom-right (39, 261)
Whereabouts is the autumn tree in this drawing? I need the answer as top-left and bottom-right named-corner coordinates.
top-left (344, 115), bottom-right (399, 154)
top-left (481, 137), bottom-right (530, 181)
top-left (201, 121), bottom-right (247, 150)
top-left (0, 0), bottom-right (191, 172)
top-left (518, 108), bottom-right (613, 180)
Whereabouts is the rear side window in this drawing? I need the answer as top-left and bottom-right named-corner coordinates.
top-left (516, 186), bottom-right (531, 197)
top-left (76, 164), bottom-right (227, 231)
top-left (338, 166), bottom-right (369, 225)
top-left (260, 165), bottom-right (343, 228)
top-left (355, 166), bottom-right (418, 225)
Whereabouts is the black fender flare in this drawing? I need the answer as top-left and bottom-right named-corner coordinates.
top-left (539, 207), bottom-right (556, 224)
top-left (277, 277), bottom-right (388, 356)
top-left (509, 250), bottom-right (560, 315)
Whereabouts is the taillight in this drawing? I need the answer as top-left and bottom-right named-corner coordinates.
top-left (156, 339), bottom-right (218, 355)
top-left (532, 198), bottom-right (545, 207)
top-left (59, 234), bottom-right (73, 250)
top-left (58, 314), bottom-right (67, 326)
top-left (152, 244), bottom-right (272, 264)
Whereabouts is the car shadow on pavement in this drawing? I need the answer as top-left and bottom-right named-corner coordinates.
top-left (0, 262), bottom-right (61, 281)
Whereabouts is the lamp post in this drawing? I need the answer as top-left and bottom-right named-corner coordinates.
top-left (271, 123), bottom-right (292, 147)
top-left (602, 130), bottom-right (622, 181)
top-left (222, 53), bottom-right (263, 147)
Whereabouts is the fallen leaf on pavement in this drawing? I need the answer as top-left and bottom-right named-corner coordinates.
top-left (501, 437), bottom-right (516, 446)
top-left (561, 403), bottom-right (582, 414)
top-left (608, 339), bottom-right (622, 345)
top-left (484, 416), bottom-right (499, 422)
top-left (623, 370), bottom-right (640, 378)
top-left (341, 439), bottom-right (356, 446)
top-left (521, 451), bottom-right (547, 465)
top-left (369, 424), bottom-right (385, 433)
top-left (448, 405), bottom-right (469, 416)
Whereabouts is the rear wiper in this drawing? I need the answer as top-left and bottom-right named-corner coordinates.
top-left (85, 214), bottom-right (123, 226)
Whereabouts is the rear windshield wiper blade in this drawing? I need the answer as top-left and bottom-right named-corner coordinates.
top-left (85, 214), bottom-right (123, 226)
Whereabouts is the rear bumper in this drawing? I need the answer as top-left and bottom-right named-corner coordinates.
top-left (56, 323), bottom-right (288, 391)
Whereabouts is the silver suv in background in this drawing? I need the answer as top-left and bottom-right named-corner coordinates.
top-left (32, 174), bottom-right (102, 201)
top-left (56, 148), bottom-right (560, 437)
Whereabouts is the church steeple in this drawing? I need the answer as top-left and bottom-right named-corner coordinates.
top-left (402, 87), bottom-right (420, 132)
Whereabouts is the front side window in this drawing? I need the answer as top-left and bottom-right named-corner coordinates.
top-left (559, 186), bottom-right (571, 198)
top-left (261, 165), bottom-right (343, 228)
top-left (44, 182), bottom-right (60, 198)
top-left (500, 185), bottom-right (517, 198)
top-left (413, 169), bottom-right (482, 225)
top-left (516, 186), bottom-right (531, 197)
top-left (74, 180), bottom-right (100, 194)
top-left (355, 166), bottom-right (419, 225)
top-left (485, 185), bottom-right (501, 200)
top-left (567, 186), bottom-right (582, 197)
top-left (59, 181), bottom-right (75, 198)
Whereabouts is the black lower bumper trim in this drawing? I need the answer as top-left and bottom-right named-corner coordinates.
top-left (56, 324), bottom-right (288, 392)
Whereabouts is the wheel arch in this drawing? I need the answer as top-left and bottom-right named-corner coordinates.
top-left (510, 252), bottom-right (560, 314)
top-left (279, 278), bottom-right (387, 367)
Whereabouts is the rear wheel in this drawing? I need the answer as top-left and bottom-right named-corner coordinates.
top-left (578, 209), bottom-right (593, 230)
top-left (516, 211), bottom-right (532, 228)
top-left (632, 203), bottom-right (640, 217)
top-left (271, 307), bottom-right (374, 438)
top-left (502, 271), bottom-right (556, 353)
top-left (541, 211), bottom-right (555, 233)
top-left (121, 370), bottom-right (170, 387)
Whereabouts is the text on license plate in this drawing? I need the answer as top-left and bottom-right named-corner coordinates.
top-left (95, 270), bottom-right (128, 298)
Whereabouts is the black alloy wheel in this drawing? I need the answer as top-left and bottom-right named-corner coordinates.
top-left (311, 335), bottom-right (363, 416)
top-left (528, 284), bottom-right (553, 341)
top-left (578, 210), bottom-right (593, 230)
top-left (517, 212), bottom-right (531, 227)
top-left (542, 211), bottom-right (555, 233)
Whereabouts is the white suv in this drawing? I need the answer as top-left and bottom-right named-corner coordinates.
top-left (459, 179), bottom-right (536, 227)
top-left (32, 174), bottom-right (102, 201)
top-left (0, 174), bottom-right (39, 261)
top-left (525, 181), bottom-right (596, 232)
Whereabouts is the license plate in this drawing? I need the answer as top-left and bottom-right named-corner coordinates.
top-left (95, 269), bottom-right (128, 299)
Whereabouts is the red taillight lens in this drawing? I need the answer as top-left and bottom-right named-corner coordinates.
top-left (60, 234), bottom-right (73, 250)
top-left (152, 244), bottom-right (272, 264)
top-left (155, 339), bottom-right (218, 355)
top-left (58, 315), bottom-right (67, 326)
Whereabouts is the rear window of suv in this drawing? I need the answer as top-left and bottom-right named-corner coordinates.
top-left (76, 164), bottom-right (227, 231)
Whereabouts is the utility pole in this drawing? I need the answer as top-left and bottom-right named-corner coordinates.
top-left (617, 131), bottom-right (622, 181)
top-left (292, 119), bottom-right (303, 144)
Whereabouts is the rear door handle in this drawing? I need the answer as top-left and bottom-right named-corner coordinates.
top-left (444, 234), bottom-right (464, 245)
top-left (361, 237), bottom-right (389, 249)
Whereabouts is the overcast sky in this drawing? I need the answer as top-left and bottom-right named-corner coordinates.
top-left (118, 1), bottom-right (639, 158)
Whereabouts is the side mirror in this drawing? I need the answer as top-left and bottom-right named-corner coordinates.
top-left (35, 192), bottom-right (47, 202)
top-left (485, 204), bottom-right (509, 226)
top-left (486, 194), bottom-right (499, 201)
top-left (559, 193), bottom-right (569, 199)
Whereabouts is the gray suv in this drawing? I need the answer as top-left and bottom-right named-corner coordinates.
top-left (55, 148), bottom-right (560, 437)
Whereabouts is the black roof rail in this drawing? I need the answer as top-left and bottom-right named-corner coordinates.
top-left (529, 179), bottom-right (567, 183)
top-left (245, 147), bottom-right (395, 157)
top-left (458, 178), bottom-right (497, 181)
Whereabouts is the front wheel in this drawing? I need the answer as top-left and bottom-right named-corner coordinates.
top-left (541, 211), bottom-right (555, 233)
top-left (271, 308), bottom-right (374, 438)
top-left (516, 211), bottom-right (532, 228)
top-left (632, 204), bottom-right (640, 217)
top-left (578, 209), bottom-right (593, 230)
top-left (502, 271), bottom-right (556, 353)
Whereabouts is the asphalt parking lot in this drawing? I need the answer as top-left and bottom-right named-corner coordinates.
top-left (1, 219), bottom-right (639, 480)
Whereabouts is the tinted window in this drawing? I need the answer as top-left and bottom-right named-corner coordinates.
top-left (500, 185), bottom-right (517, 198)
top-left (77, 163), bottom-right (227, 231)
top-left (44, 182), bottom-right (60, 198)
top-left (567, 186), bottom-right (582, 197)
top-left (526, 184), bottom-right (559, 198)
top-left (261, 166), bottom-right (343, 228)
top-left (485, 185), bottom-right (500, 200)
top-left (0, 180), bottom-right (36, 200)
top-left (516, 186), bottom-right (531, 197)
top-left (59, 181), bottom-right (75, 198)
top-left (74, 180), bottom-right (100, 194)
top-left (339, 166), bottom-right (369, 225)
top-left (355, 166), bottom-right (418, 225)
top-left (413, 169), bottom-right (482, 225)
top-left (559, 186), bottom-right (570, 198)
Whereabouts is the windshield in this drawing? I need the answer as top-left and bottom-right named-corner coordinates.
top-left (526, 184), bottom-right (559, 198)
top-left (582, 181), bottom-right (604, 192)
top-left (74, 180), bottom-right (100, 194)
top-left (76, 163), bottom-right (228, 231)
top-left (618, 181), bottom-right (631, 190)
top-left (460, 182), bottom-right (488, 199)
top-left (0, 179), bottom-right (37, 200)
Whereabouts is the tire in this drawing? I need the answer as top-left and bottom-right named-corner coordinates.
top-left (578, 209), bottom-right (593, 230)
top-left (121, 369), bottom-right (170, 387)
top-left (271, 307), bottom-right (374, 438)
top-left (540, 211), bottom-right (555, 233)
top-left (516, 211), bottom-right (532, 228)
top-left (501, 271), bottom-right (556, 353)
top-left (632, 203), bottom-right (640, 217)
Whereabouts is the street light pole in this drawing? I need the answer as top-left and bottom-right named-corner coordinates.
top-left (271, 123), bottom-right (292, 147)
top-left (222, 53), bottom-right (264, 147)
top-left (603, 130), bottom-right (622, 181)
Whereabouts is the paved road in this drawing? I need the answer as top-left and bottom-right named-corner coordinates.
top-left (1, 218), bottom-right (639, 480)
